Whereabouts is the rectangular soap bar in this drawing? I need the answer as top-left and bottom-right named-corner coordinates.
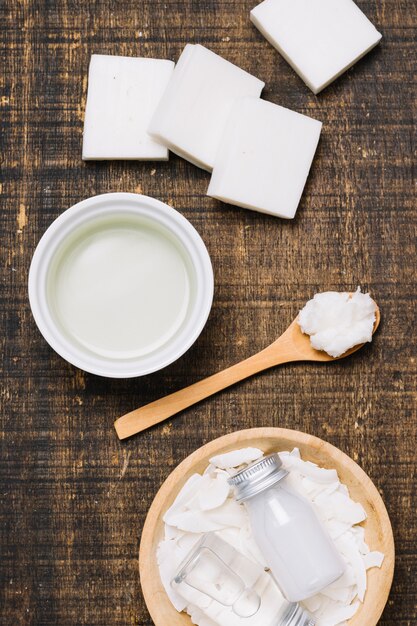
top-left (207, 97), bottom-right (322, 219)
top-left (250, 0), bottom-right (382, 94)
top-left (82, 54), bottom-right (174, 160)
top-left (148, 44), bottom-right (265, 171)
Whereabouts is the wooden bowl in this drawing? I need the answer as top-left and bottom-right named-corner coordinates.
top-left (139, 428), bottom-right (395, 626)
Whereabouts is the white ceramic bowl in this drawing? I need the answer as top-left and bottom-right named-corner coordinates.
top-left (29, 193), bottom-right (214, 378)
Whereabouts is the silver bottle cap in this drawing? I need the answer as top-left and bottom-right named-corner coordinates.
top-left (280, 603), bottom-right (316, 626)
top-left (228, 453), bottom-right (289, 501)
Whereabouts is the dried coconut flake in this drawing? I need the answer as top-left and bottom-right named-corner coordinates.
top-left (209, 447), bottom-right (263, 469)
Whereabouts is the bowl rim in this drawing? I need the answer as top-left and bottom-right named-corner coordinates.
top-left (28, 192), bottom-right (214, 378)
top-left (139, 427), bottom-right (395, 626)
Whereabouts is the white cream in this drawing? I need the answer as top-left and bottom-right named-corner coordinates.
top-left (250, 0), bottom-right (382, 94)
top-left (157, 447), bottom-right (385, 626)
top-left (298, 289), bottom-right (376, 357)
top-left (82, 54), bottom-right (174, 160)
top-left (48, 219), bottom-right (192, 360)
top-left (148, 44), bottom-right (265, 171)
top-left (207, 97), bottom-right (322, 219)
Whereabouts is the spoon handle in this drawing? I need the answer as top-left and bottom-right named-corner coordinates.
top-left (114, 342), bottom-right (293, 439)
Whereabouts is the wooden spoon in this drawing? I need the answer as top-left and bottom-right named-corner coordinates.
top-left (114, 304), bottom-right (380, 439)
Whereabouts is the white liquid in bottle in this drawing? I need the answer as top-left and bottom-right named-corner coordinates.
top-left (229, 455), bottom-right (345, 602)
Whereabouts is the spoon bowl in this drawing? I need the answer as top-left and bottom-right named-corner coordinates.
top-left (275, 301), bottom-right (380, 363)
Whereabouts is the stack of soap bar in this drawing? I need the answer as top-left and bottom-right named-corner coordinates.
top-left (207, 97), bottom-right (322, 219)
top-left (250, 0), bottom-right (382, 94)
top-left (148, 44), bottom-right (265, 171)
top-left (82, 54), bottom-right (174, 160)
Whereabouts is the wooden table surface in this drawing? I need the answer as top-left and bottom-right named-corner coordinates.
top-left (1, 1), bottom-right (415, 624)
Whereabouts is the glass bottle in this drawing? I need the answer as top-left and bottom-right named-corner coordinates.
top-left (171, 533), bottom-right (315, 625)
top-left (228, 454), bottom-right (345, 602)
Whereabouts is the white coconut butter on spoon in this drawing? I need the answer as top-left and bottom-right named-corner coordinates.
top-left (298, 288), bottom-right (377, 358)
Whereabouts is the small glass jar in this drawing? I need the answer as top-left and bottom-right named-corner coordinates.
top-left (171, 533), bottom-right (315, 625)
top-left (228, 454), bottom-right (345, 602)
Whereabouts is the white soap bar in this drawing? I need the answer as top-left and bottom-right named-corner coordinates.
top-left (250, 0), bottom-right (382, 94)
top-left (82, 54), bottom-right (174, 160)
top-left (207, 97), bottom-right (322, 219)
top-left (148, 44), bottom-right (265, 171)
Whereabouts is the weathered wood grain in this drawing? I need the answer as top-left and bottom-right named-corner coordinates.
top-left (0, 1), bottom-right (415, 625)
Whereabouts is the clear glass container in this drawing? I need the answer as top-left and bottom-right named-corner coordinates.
top-left (228, 454), bottom-right (345, 602)
top-left (171, 533), bottom-right (315, 625)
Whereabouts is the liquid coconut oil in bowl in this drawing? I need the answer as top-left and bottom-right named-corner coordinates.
top-left (29, 193), bottom-right (214, 377)
top-left (47, 216), bottom-right (193, 360)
